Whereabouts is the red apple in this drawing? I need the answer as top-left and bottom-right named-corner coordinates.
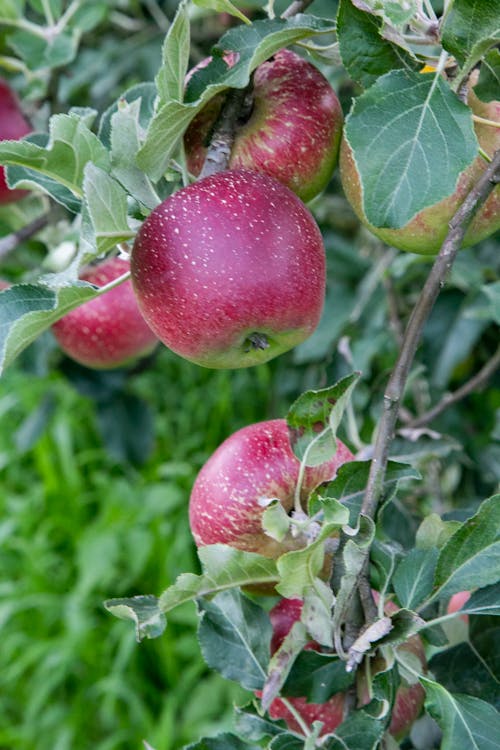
top-left (0, 79), bottom-right (32, 204)
top-left (447, 590), bottom-right (471, 624)
top-left (339, 83), bottom-right (500, 254)
top-left (265, 596), bottom-right (426, 739)
top-left (184, 49), bottom-right (344, 202)
top-left (188, 418), bottom-right (354, 558)
top-left (52, 257), bottom-right (157, 369)
top-left (131, 169), bottom-right (326, 369)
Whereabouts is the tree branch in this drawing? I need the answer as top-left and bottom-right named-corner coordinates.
top-left (281, 0), bottom-right (316, 19)
top-left (0, 213), bottom-right (49, 261)
top-left (361, 148), bottom-right (500, 521)
top-left (405, 344), bottom-right (500, 429)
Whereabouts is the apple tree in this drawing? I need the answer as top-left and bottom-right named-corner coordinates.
top-left (0, 1), bottom-right (499, 748)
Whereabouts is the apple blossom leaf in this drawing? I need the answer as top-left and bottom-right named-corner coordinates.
top-left (158, 545), bottom-right (278, 613)
top-left (82, 163), bottom-right (135, 256)
top-left (184, 733), bottom-right (259, 750)
top-left (282, 651), bottom-right (355, 701)
top-left (197, 589), bottom-right (271, 690)
top-left (286, 372), bottom-right (360, 465)
top-left (234, 703), bottom-right (286, 742)
top-left (429, 642), bottom-right (500, 707)
top-left (474, 49), bottom-right (500, 102)
top-left (98, 82), bottom-right (157, 150)
top-left (344, 69), bottom-right (478, 229)
top-left (337, 0), bottom-right (419, 89)
top-left (322, 709), bottom-right (386, 749)
top-left (310, 460), bottom-right (420, 524)
top-left (137, 14), bottom-right (336, 180)
top-left (156, 0), bottom-right (190, 105)
top-left (441, 0), bottom-right (500, 78)
top-left (103, 594), bottom-right (165, 642)
top-left (0, 281), bottom-right (99, 375)
top-left (260, 620), bottom-right (309, 711)
top-left (393, 547), bottom-right (439, 610)
top-left (192, 0), bottom-right (251, 27)
top-left (109, 101), bottom-right (161, 211)
top-left (431, 495), bottom-right (500, 603)
top-left (421, 678), bottom-right (500, 750)
top-left (0, 111), bottom-right (110, 209)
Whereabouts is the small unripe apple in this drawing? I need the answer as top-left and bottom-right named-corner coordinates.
top-left (339, 85), bottom-right (500, 254)
top-left (0, 79), bottom-right (32, 204)
top-left (189, 419), bottom-right (354, 558)
top-left (447, 590), bottom-right (471, 624)
top-left (184, 49), bottom-right (343, 202)
top-left (52, 257), bottom-right (157, 369)
top-left (131, 169), bottom-right (326, 369)
top-left (265, 596), bottom-right (426, 739)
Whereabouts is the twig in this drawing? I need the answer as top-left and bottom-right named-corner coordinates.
top-left (405, 344), bottom-right (500, 429)
top-left (361, 148), bottom-right (500, 521)
top-left (281, 0), bottom-right (315, 18)
top-left (0, 213), bottom-right (49, 261)
top-left (198, 86), bottom-right (252, 178)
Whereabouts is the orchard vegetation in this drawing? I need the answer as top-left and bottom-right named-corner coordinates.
top-left (0, 1), bottom-right (499, 749)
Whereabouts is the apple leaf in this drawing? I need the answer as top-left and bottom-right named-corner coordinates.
top-left (392, 547), bottom-right (439, 610)
top-left (109, 101), bottom-right (161, 211)
top-left (371, 540), bottom-right (403, 596)
top-left (429, 641), bottom-right (500, 707)
top-left (474, 49), bottom-right (500, 102)
top-left (260, 620), bottom-right (309, 711)
top-left (0, 281), bottom-right (99, 376)
top-left (441, 0), bottom-right (500, 78)
top-left (421, 678), bottom-right (500, 750)
top-left (431, 495), bottom-right (500, 603)
top-left (0, 1), bottom-right (23, 21)
top-left (322, 709), bottom-right (386, 749)
top-left (269, 735), bottom-right (304, 750)
top-left (337, 0), bottom-right (419, 89)
top-left (158, 545), bottom-right (278, 613)
top-left (83, 163), bottom-right (136, 256)
top-left (192, 0), bottom-right (251, 27)
top-left (156, 0), bottom-right (190, 105)
top-left (457, 583), bottom-right (500, 617)
top-left (0, 111), bottom-right (110, 209)
top-left (98, 82), bottom-right (157, 149)
top-left (344, 69), bottom-right (478, 229)
top-left (197, 589), bottom-right (271, 691)
top-left (350, 0), bottom-right (418, 28)
top-left (137, 14), bottom-right (336, 180)
top-left (6, 27), bottom-right (79, 71)
top-left (102, 594), bottom-right (165, 642)
top-left (262, 499), bottom-right (292, 543)
top-left (415, 513), bottom-right (461, 550)
top-left (235, 704), bottom-right (286, 742)
top-left (282, 650), bottom-right (355, 701)
top-left (286, 372), bottom-right (360, 465)
top-left (185, 733), bottom-right (259, 750)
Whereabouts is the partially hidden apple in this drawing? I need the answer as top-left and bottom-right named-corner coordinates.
top-left (184, 49), bottom-right (343, 203)
top-left (189, 418), bottom-right (354, 558)
top-left (52, 257), bottom-right (157, 369)
top-left (0, 79), bottom-right (32, 204)
top-left (131, 169), bottom-right (326, 369)
top-left (447, 590), bottom-right (471, 624)
top-left (265, 597), bottom-right (426, 739)
top-left (339, 81), bottom-right (500, 254)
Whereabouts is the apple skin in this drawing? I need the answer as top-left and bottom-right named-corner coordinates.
top-left (264, 596), bottom-right (426, 739)
top-left (447, 590), bottom-right (471, 624)
top-left (339, 86), bottom-right (500, 254)
top-left (52, 257), bottom-right (158, 370)
top-left (189, 418), bottom-right (354, 558)
top-left (184, 49), bottom-right (343, 203)
top-left (130, 169), bottom-right (326, 369)
top-left (0, 79), bottom-right (32, 204)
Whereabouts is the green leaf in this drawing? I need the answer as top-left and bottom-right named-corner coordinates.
top-left (441, 0), bottom-right (500, 77)
top-left (337, 0), bottom-right (419, 89)
top-left (344, 70), bottom-right (478, 229)
top-left (323, 708), bottom-right (386, 749)
top-left (393, 547), bottom-right (439, 610)
top-left (283, 650), bottom-right (355, 701)
top-left (7, 27), bottom-right (79, 71)
top-left (432, 495), bottom-right (500, 602)
top-left (474, 49), bottom-right (500, 102)
top-left (83, 163), bottom-right (135, 255)
top-left (103, 594), bottom-right (165, 641)
top-left (185, 733), bottom-right (259, 750)
top-left (198, 589), bottom-right (271, 691)
top-left (348, 0), bottom-right (418, 28)
top-left (192, 0), bottom-right (251, 27)
top-left (0, 281), bottom-right (99, 375)
top-left (235, 704), bottom-right (285, 742)
top-left (137, 14), bottom-right (336, 180)
top-left (98, 82), bottom-right (157, 150)
top-left (158, 545), bottom-right (278, 613)
top-left (286, 372), bottom-right (360, 465)
top-left (261, 619), bottom-right (309, 711)
top-left (474, 281), bottom-right (500, 325)
top-left (430, 641), bottom-right (500, 706)
top-left (262, 499), bottom-right (292, 543)
top-left (422, 678), bottom-right (500, 750)
top-left (269, 735), bottom-right (304, 750)
top-left (460, 583), bottom-right (500, 617)
top-left (156, 0), bottom-right (190, 105)
top-left (0, 0), bottom-right (24, 20)
top-left (0, 112), bottom-right (110, 202)
top-left (416, 513), bottom-right (461, 550)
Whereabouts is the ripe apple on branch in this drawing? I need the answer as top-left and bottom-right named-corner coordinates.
top-left (0, 79), bottom-right (31, 204)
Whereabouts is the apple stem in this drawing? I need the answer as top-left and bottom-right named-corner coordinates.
top-left (473, 114), bottom-right (500, 130)
top-left (244, 332), bottom-right (270, 352)
top-left (199, 85), bottom-right (253, 178)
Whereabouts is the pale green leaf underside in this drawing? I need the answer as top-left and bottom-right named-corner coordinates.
top-left (103, 595), bottom-right (166, 642)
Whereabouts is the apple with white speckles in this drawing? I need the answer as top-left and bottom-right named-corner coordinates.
top-left (52, 257), bottom-right (158, 369)
top-left (184, 49), bottom-right (343, 202)
top-left (0, 78), bottom-right (32, 204)
top-left (265, 597), bottom-right (427, 739)
top-left (189, 418), bottom-right (354, 558)
top-left (131, 169), bottom-right (326, 369)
